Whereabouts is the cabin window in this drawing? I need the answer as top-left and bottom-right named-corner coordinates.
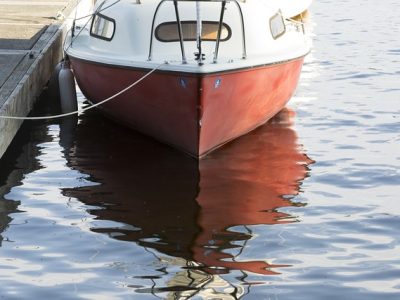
top-left (270, 12), bottom-right (286, 39)
top-left (90, 13), bottom-right (116, 41)
top-left (155, 21), bottom-right (231, 42)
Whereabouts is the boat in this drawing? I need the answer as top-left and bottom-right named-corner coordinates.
top-left (64, 0), bottom-right (311, 158)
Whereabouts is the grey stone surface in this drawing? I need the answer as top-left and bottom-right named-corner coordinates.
top-left (0, 0), bottom-right (76, 159)
top-left (0, 54), bottom-right (25, 88)
top-left (0, 26), bottom-right (48, 50)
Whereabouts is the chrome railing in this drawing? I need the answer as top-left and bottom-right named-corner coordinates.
top-left (147, 0), bottom-right (247, 65)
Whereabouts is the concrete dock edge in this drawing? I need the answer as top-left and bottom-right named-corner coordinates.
top-left (0, 1), bottom-right (77, 160)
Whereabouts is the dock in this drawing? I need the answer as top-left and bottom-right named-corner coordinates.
top-left (0, 0), bottom-right (77, 160)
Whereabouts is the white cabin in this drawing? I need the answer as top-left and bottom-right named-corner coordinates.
top-left (67, 0), bottom-right (310, 73)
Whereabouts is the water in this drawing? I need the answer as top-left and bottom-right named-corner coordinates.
top-left (0, 0), bottom-right (399, 298)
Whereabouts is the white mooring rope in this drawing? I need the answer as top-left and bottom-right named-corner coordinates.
top-left (0, 64), bottom-right (162, 121)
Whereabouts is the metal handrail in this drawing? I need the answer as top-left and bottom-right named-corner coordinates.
top-left (173, 0), bottom-right (187, 63)
top-left (147, 0), bottom-right (247, 64)
top-left (233, 0), bottom-right (247, 59)
top-left (213, 0), bottom-right (226, 63)
top-left (148, 0), bottom-right (166, 61)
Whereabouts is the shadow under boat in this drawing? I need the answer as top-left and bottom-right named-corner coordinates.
top-left (62, 107), bottom-right (313, 276)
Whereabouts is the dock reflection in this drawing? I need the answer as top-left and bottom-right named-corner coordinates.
top-left (0, 121), bottom-right (45, 247)
top-left (62, 108), bottom-right (312, 277)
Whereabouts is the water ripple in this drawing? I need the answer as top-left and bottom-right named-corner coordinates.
top-left (0, 0), bottom-right (399, 298)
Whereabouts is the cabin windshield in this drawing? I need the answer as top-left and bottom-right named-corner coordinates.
top-left (155, 21), bottom-right (231, 42)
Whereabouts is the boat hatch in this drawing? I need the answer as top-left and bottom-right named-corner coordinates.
top-left (90, 13), bottom-right (116, 41)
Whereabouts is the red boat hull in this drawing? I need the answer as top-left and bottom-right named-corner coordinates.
top-left (69, 57), bottom-right (305, 157)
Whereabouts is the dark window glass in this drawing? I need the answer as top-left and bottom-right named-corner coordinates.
top-left (155, 21), bottom-right (231, 42)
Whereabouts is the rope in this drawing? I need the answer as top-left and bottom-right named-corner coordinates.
top-left (63, 14), bottom-right (93, 54)
top-left (65, 0), bottom-right (122, 21)
top-left (1, 1), bottom-right (307, 121)
top-left (0, 64), bottom-right (163, 121)
top-left (63, 0), bottom-right (122, 58)
top-left (0, 0), bottom-right (159, 122)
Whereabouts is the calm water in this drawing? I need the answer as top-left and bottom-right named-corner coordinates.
top-left (1, 0), bottom-right (400, 298)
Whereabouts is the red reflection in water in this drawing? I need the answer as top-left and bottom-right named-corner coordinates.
top-left (194, 110), bottom-right (312, 275)
top-left (62, 108), bottom-right (312, 275)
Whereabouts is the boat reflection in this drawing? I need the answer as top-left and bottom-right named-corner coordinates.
top-left (62, 108), bottom-right (312, 278)
top-left (0, 199), bottom-right (15, 246)
top-left (195, 109), bottom-right (312, 275)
